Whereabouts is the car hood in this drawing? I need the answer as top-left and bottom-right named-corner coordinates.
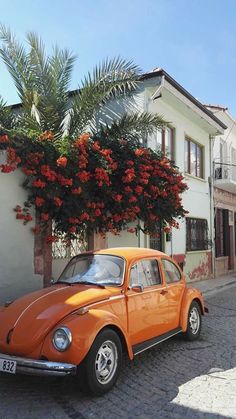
top-left (0, 284), bottom-right (115, 356)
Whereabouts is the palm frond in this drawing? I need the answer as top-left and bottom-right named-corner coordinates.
top-left (0, 95), bottom-right (15, 129)
top-left (68, 58), bottom-right (142, 136)
top-left (0, 25), bottom-right (32, 101)
top-left (50, 46), bottom-right (76, 94)
top-left (99, 112), bottom-right (167, 141)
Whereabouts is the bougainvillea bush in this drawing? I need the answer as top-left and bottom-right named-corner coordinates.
top-left (0, 130), bottom-right (187, 242)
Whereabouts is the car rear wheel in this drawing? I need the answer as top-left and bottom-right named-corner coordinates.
top-left (78, 328), bottom-right (122, 396)
top-left (184, 301), bottom-right (202, 341)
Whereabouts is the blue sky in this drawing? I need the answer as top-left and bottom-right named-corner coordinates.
top-left (0, 0), bottom-right (236, 115)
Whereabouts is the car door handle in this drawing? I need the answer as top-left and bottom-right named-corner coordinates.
top-left (160, 290), bottom-right (168, 295)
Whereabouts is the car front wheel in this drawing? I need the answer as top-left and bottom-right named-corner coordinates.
top-left (184, 301), bottom-right (202, 341)
top-left (79, 328), bottom-right (122, 396)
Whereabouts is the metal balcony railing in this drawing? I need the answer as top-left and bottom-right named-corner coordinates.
top-left (214, 162), bottom-right (236, 182)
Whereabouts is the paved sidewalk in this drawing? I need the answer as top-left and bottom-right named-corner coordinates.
top-left (190, 272), bottom-right (236, 295)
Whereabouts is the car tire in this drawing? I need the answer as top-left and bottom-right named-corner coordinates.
top-left (78, 328), bottom-right (122, 396)
top-left (183, 301), bottom-right (202, 341)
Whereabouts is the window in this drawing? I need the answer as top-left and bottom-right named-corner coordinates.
top-left (161, 259), bottom-right (181, 284)
top-left (130, 259), bottom-right (161, 288)
top-left (186, 218), bottom-right (208, 251)
top-left (150, 127), bottom-right (174, 160)
top-left (58, 255), bottom-right (124, 285)
top-left (185, 137), bottom-right (203, 178)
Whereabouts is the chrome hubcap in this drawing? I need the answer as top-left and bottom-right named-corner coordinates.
top-left (189, 307), bottom-right (200, 334)
top-left (95, 340), bottom-right (118, 384)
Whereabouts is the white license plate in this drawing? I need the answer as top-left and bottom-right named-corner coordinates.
top-left (0, 358), bottom-right (17, 374)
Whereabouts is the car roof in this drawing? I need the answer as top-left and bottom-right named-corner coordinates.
top-left (94, 247), bottom-right (166, 261)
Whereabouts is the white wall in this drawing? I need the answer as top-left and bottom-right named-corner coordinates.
top-left (148, 95), bottom-right (211, 258)
top-left (0, 168), bottom-right (43, 304)
top-left (107, 79), bottom-right (215, 280)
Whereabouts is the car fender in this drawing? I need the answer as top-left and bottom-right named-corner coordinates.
top-left (179, 288), bottom-right (205, 332)
top-left (41, 308), bottom-right (133, 365)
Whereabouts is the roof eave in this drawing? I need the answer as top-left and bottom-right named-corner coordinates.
top-left (141, 69), bottom-right (227, 131)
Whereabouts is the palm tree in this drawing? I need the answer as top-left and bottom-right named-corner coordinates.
top-left (0, 25), bottom-right (165, 141)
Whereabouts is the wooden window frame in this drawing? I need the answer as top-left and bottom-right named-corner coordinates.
top-left (185, 137), bottom-right (203, 178)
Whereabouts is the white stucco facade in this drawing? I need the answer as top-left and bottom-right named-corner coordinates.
top-left (107, 73), bottom-right (224, 281)
top-left (0, 166), bottom-right (43, 304)
top-left (206, 106), bottom-right (236, 276)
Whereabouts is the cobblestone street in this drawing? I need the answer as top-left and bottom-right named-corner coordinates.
top-left (0, 285), bottom-right (236, 419)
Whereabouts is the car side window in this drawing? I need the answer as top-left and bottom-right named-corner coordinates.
top-left (161, 259), bottom-right (181, 284)
top-left (130, 259), bottom-right (161, 288)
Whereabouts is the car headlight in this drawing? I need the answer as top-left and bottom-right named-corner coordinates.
top-left (52, 327), bottom-right (72, 352)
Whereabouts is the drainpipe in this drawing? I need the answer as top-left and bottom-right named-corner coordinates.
top-left (209, 135), bottom-right (216, 278)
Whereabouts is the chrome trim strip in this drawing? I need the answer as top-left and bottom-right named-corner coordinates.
top-left (108, 295), bottom-right (125, 301)
top-left (0, 353), bottom-right (77, 377)
top-left (13, 286), bottom-right (69, 329)
top-left (133, 329), bottom-right (182, 356)
top-left (127, 287), bottom-right (167, 296)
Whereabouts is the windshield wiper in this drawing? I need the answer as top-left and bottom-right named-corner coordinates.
top-left (76, 281), bottom-right (105, 289)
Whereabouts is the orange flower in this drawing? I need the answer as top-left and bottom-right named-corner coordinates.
top-left (80, 212), bottom-right (90, 221)
top-left (1, 164), bottom-right (15, 173)
top-left (35, 197), bottom-right (45, 207)
top-left (92, 141), bottom-right (101, 152)
top-left (54, 197), bottom-right (63, 207)
top-left (69, 226), bottom-right (77, 234)
top-left (129, 196), bottom-right (137, 203)
top-left (13, 205), bottom-right (22, 213)
top-left (80, 133), bottom-right (90, 142)
top-left (56, 156), bottom-right (68, 167)
top-left (122, 168), bottom-right (135, 183)
top-left (135, 185), bottom-right (143, 194)
top-left (0, 134), bottom-right (10, 143)
top-left (32, 179), bottom-right (46, 188)
top-left (94, 208), bottom-right (102, 217)
top-left (72, 187), bottom-right (82, 195)
top-left (68, 217), bottom-right (80, 224)
top-left (164, 227), bottom-right (171, 233)
top-left (114, 194), bottom-right (123, 202)
top-left (38, 131), bottom-right (54, 141)
top-left (77, 170), bottom-right (91, 183)
top-left (41, 213), bottom-right (49, 221)
top-left (74, 133), bottom-right (90, 148)
top-left (127, 228), bottom-right (136, 233)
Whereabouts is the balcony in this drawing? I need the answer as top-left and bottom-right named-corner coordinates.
top-left (214, 162), bottom-right (236, 193)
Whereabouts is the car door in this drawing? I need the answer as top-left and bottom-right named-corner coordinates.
top-left (160, 258), bottom-right (185, 330)
top-left (126, 258), bottom-right (169, 346)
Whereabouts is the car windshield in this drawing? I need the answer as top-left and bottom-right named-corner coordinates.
top-left (57, 254), bottom-right (125, 286)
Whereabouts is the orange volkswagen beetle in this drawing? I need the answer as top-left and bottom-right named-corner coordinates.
top-left (0, 247), bottom-right (206, 395)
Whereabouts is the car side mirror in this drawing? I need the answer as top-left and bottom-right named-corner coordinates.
top-left (50, 278), bottom-right (55, 285)
top-left (131, 284), bottom-right (144, 293)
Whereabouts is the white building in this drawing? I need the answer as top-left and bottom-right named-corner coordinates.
top-left (0, 69), bottom-right (226, 304)
top-left (107, 69), bottom-right (225, 281)
top-left (206, 105), bottom-right (236, 276)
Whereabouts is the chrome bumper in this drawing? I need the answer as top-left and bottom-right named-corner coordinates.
top-left (0, 353), bottom-right (77, 377)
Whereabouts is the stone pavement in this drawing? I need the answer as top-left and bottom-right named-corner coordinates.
top-left (191, 272), bottom-right (236, 296)
top-left (0, 278), bottom-right (236, 418)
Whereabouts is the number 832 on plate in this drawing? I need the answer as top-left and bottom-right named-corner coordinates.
top-left (0, 358), bottom-right (16, 374)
